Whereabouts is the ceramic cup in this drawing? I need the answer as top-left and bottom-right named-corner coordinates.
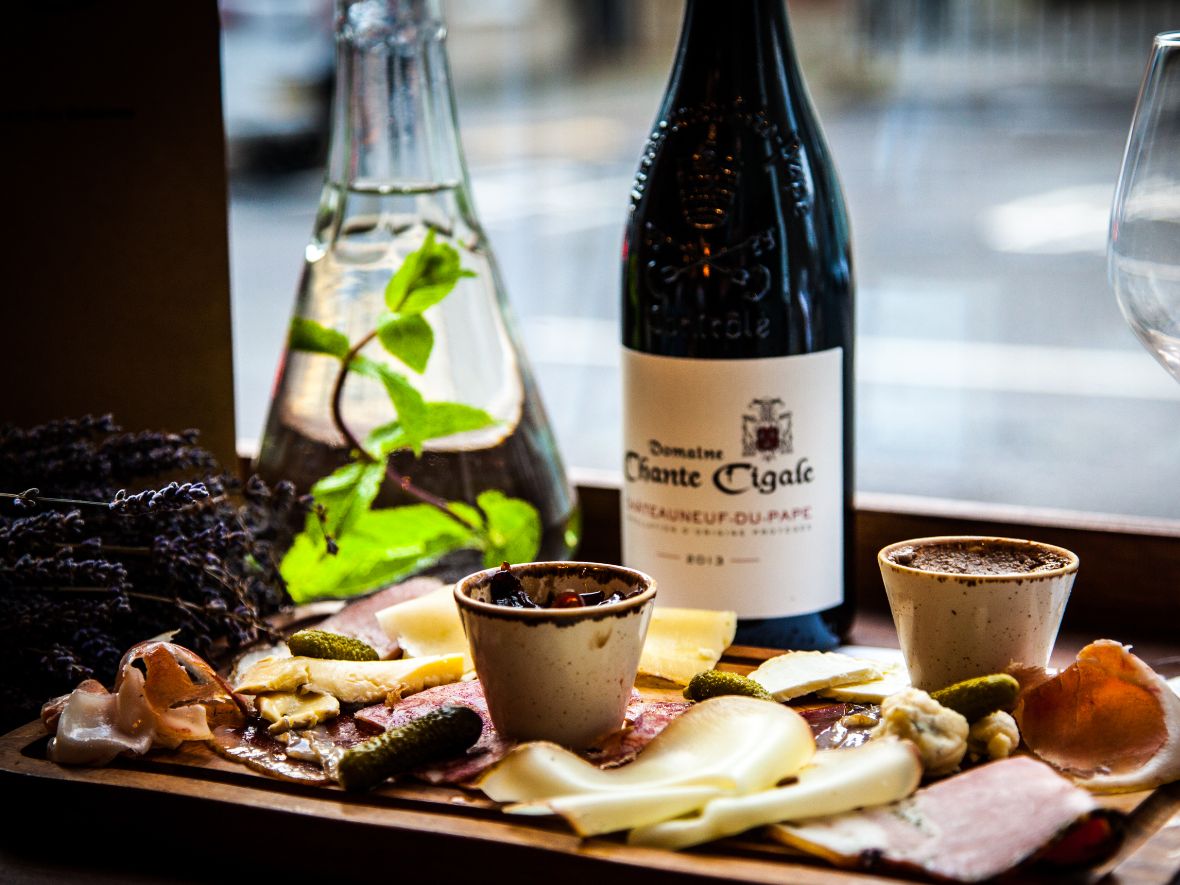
top-left (454, 561), bottom-right (656, 749)
top-left (878, 536), bottom-right (1079, 691)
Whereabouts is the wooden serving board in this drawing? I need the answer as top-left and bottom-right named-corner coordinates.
top-left (1, 647), bottom-right (1178, 885)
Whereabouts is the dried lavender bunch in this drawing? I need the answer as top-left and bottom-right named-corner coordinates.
top-left (108, 481), bottom-right (210, 513)
top-left (0, 416), bottom-right (310, 728)
top-left (0, 414), bottom-right (119, 449)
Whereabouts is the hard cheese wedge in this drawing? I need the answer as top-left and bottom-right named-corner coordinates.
top-left (749, 651), bottom-right (881, 702)
top-left (374, 585), bottom-right (473, 672)
top-left (817, 663), bottom-right (910, 703)
top-left (638, 607), bottom-right (737, 687)
top-left (234, 654), bottom-right (464, 704)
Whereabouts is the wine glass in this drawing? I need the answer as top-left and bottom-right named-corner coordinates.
top-left (1110, 32), bottom-right (1180, 382)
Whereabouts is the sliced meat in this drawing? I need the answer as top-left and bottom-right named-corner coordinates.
top-left (46, 673), bottom-right (154, 766)
top-left (209, 714), bottom-right (382, 785)
top-left (586, 700), bottom-right (690, 767)
top-left (315, 577), bottom-right (444, 659)
top-left (798, 702), bottom-right (877, 750)
top-left (354, 679), bottom-right (488, 732)
top-left (355, 682), bottom-right (693, 785)
top-left (210, 724), bottom-right (329, 784)
top-left (46, 642), bottom-right (247, 765)
top-left (355, 680), bottom-right (509, 784)
top-left (773, 756), bottom-right (1106, 883)
top-left (41, 680), bottom-right (105, 733)
top-left (1014, 639), bottom-right (1180, 791)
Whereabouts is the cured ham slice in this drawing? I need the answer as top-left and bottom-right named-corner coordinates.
top-left (45, 670), bottom-right (155, 766)
top-left (43, 641), bottom-right (247, 765)
top-left (1014, 639), bottom-right (1180, 792)
top-left (118, 642), bottom-right (247, 746)
top-left (772, 756), bottom-right (1106, 883)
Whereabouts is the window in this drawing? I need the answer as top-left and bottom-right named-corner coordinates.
top-left (222, 0), bottom-right (1180, 520)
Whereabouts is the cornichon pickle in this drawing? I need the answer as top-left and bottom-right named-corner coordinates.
top-left (683, 670), bottom-right (774, 703)
top-left (931, 673), bottom-right (1020, 722)
top-left (287, 629), bottom-right (379, 661)
top-left (337, 705), bottom-right (483, 792)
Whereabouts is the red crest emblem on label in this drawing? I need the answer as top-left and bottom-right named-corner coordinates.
top-left (742, 398), bottom-right (792, 460)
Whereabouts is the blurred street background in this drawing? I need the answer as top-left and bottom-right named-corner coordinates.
top-left (221, 0), bottom-right (1180, 520)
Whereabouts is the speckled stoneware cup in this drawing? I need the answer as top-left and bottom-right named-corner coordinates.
top-left (455, 562), bottom-right (655, 749)
top-left (879, 536), bottom-right (1079, 691)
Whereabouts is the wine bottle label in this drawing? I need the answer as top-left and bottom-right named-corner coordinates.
top-left (621, 346), bottom-right (843, 618)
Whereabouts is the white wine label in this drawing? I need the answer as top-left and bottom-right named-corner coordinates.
top-left (621, 347), bottom-right (843, 618)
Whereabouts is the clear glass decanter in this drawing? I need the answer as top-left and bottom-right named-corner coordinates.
top-left (256, 0), bottom-right (577, 574)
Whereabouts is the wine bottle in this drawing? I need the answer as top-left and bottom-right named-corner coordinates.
top-left (621, 0), bottom-right (854, 649)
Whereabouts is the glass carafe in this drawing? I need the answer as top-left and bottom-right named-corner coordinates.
top-left (256, 0), bottom-right (577, 577)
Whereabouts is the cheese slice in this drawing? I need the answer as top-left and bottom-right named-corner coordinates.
top-left (256, 691), bottom-right (340, 733)
top-left (749, 651), bottom-right (881, 702)
top-left (375, 585), bottom-right (473, 672)
top-left (817, 663), bottom-right (910, 703)
top-left (628, 739), bottom-right (922, 850)
top-left (234, 654), bottom-right (465, 704)
top-left (638, 607), bottom-right (737, 687)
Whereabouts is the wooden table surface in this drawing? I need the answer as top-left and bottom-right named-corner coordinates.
top-left (4, 610), bottom-right (1180, 885)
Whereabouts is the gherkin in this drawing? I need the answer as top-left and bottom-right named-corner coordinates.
top-left (684, 670), bottom-right (775, 703)
top-left (337, 705), bottom-right (483, 792)
top-left (287, 629), bottom-right (379, 661)
top-left (930, 674), bottom-right (1020, 723)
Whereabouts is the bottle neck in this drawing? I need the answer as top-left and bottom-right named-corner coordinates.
top-left (669, 0), bottom-right (800, 108)
top-left (328, 0), bottom-right (469, 191)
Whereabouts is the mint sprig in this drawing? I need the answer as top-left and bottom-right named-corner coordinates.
top-left (279, 231), bottom-right (541, 603)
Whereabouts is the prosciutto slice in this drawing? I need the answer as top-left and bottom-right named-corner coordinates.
top-left (772, 756), bottom-right (1106, 883)
top-left (44, 641), bottom-right (247, 765)
top-left (1014, 639), bottom-right (1180, 792)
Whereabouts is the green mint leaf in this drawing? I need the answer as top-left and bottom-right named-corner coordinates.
top-left (288, 317), bottom-right (350, 359)
top-left (449, 501), bottom-right (485, 530)
top-left (376, 313), bottom-right (434, 373)
top-left (309, 461), bottom-right (385, 538)
top-left (365, 402), bottom-right (495, 458)
top-left (364, 420), bottom-right (403, 458)
top-left (281, 504), bottom-right (479, 602)
top-left (351, 356), bottom-right (428, 454)
top-left (478, 490), bottom-right (541, 567)
top-left (420, 402), bottom-right (496, 438)
top-left (384, 228), bottom-right (476, 316)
